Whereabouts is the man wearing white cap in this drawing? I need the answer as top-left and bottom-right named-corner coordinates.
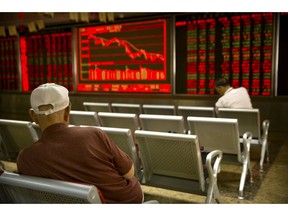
top-left (16, 83), bottom-right (143, 203)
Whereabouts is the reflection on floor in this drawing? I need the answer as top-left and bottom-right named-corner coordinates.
top-left (142, 132), bottom-right (288, 204)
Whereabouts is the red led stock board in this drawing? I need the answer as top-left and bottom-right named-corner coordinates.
top-left (0, 37), bottom-right (18, 90)
top-left (20, 31), bottom-right (73, 92)
top-left (176, 13), bottom-right (273, 96)
top-left (77, 19), bottom-right (171, 93)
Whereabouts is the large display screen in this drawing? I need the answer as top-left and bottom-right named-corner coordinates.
top-left (77, 19), bottom-right (171, 93)
top-left (175, 13), bottom-right (273, 96)
top-left (278, 13), bottom-right (288, 95)
top-left (20, 30), bottom-right (73, 92)
top-left (0, 37), bottom-right (18, 90)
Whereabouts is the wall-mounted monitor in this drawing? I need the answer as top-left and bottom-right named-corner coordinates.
top-left (175, 13), bottom-right (274, 96)
top-left (77, 18), bottom-right (171, 93)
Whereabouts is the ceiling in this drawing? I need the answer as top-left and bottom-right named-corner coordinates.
top-left (0, 12), bottom-right (168, 28)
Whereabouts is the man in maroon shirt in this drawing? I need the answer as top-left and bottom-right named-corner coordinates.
top-left (15, 83), bottom-right (143, 203)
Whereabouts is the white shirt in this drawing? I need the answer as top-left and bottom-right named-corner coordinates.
top-left (215, 87), bottom-right (253, 109)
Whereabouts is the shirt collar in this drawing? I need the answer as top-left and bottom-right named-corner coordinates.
top-left (42, 123), bottom-right (68, 138)
top-left (224, 87), bottom-right (233, 95)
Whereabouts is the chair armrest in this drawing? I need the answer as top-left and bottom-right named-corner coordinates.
top-left (262, 120), bottom-right (270, 140)
top-left (0, 167), bottom-right (4, 175)
top-left (205, 150), bottom-right (223, 204)
top-left (143, 200), bottom-right (160, 204)
top-left (242, 132), bottom-right (253, 163)
top-left (205, 150), bottom-right (223, 178)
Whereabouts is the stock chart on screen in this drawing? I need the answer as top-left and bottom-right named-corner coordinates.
top-left (77, 19), bottom-right (171, 93)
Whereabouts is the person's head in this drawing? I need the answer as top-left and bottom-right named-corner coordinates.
top-left (214, 76), bottom-right (231, 96)
top-left (29, 83), bottom-right (71, 131)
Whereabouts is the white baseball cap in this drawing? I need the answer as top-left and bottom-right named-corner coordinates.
top-left (30, 83), bottom-right (70, 115)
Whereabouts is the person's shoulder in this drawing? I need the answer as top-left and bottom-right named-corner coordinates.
top-left (238, 86), bottom-right (248, 90)
top-left (17, 140), bottom-right (39, 160)
top-left (69, 125), bottom-right (103, 134)
top-left (238, 87), bottom-right (250, 94)
top-left (233, 87), bottom-right (248, 93)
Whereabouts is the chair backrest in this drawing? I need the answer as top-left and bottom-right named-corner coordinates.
top-left (0, 170), bottom-right (103, 203)
top-left (111, 103), bottom-right (142, 115)
top-left (187, 116), bottom-right (241, 161)
top-left (142, 104), bottom-right (176, 115)
top-left (177, 106), bottom-right (215, 117)
top-left (134, 130), bottom-right (206, 192)
top-left (69, 110), bottom-right (100, 126)
top-left (93, 126), bottom-right (142, 178)
top-left (216, 108), bottom-right (261, 139)
top-left (0, 119), bottom-right (39, 160)
top-left (139, 114), bottom-right (186, 133)
top-left (177, 106), bottom-right (215, 130)
top-left (98, 112), bottom-right (140, 133)
top-left (83, 102), bottom-right (112, 112)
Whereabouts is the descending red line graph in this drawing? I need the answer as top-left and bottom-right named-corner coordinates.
top-left (77, 19), bottom-right (170, 93)
top-left (88, 35), bottom-right (165, 62)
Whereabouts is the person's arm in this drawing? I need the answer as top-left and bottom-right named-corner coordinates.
top-left (0, 160), bottom-right (18, 173)
top-left (122, 163), bottom-right (135, 180)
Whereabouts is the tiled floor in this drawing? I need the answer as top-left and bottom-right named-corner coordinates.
top-left (142, 132), bottom-right (288, 204)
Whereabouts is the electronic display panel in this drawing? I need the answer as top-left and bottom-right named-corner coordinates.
top-left (175, 13), bottom-right (273, 96)
top-left (77, 19), bottom-right (171, 93)
top-left (0, 37), bottom-right (18, 91)
top-left (277, 13), bottom-right (288, 95)
top-left (20, 30), bottom-right (73, 92)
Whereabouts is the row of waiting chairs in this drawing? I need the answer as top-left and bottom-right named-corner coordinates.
top-left (70, 111), bottom-right (185, 133)
top-left (70, 108), bottom-right (269, 199)
top-left (1, 116), bottom-right (255, 200)
top-left (83, 102), bottom-right (265, 142)
top-left (72, 106), bottom-right (270, 172)
top-left (83, 102), bottom-right (214, 117)
top-left (0, 167), bottom-right (161, 204)
top-left (0, 169), bottom-right (105, 203)
top-left (0, 119), bottom-right (224, 203)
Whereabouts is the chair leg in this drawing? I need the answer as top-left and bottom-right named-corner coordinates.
top-left (259, 139), bottom-right (267, 173)
top-left (205, 150), bottom-right (222, 204)
top-left (260, 120), bottom-right (270, 172)
top-left (205, 178), bottom-right (221, 204)
top-left (248, 157), bottom-right (253, 183)
top-left (205, 178), bottom-right (214, 204)
top-left (213, 184), bottom-right (221, 204)
top-left (238, 163), bottom-right (248, 200)
top-left (266, 140), bottom-right (270, 162)
top-left (205, 191), bottom-right (213, 204)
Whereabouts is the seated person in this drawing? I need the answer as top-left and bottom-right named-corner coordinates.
top-left (4, 83), bottom-right (143, 203)
top-left (214, 76), bottom-right (253, 109)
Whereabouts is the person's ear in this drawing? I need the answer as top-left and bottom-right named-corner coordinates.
top-left (29, 109), bottom-right (39, 124)
top-left (64, 105), bottom-right (71, 122)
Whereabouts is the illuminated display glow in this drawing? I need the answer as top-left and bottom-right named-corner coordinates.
top-left (77, 19), bottom-right (171, 93)
top-left (176, 13), bottom-right (273, 96)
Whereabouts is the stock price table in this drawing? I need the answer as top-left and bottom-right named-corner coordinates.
top-left (176, 13), bottom-right (273, 96)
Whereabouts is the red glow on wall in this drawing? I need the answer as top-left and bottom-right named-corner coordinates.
top-left (20, 37), bottom-right (29, 91)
